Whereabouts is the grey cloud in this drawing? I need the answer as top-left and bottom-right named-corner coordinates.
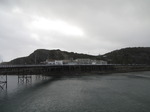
top-left (0, 0), bottom-right (150, 61)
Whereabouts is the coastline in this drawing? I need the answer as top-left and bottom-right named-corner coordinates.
top-left (61, 65), bottom-right (150, 76)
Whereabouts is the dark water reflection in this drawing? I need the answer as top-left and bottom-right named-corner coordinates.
top-left (0, 72), bottom-right (150, 112)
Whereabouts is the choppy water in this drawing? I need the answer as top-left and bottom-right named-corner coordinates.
top-left (0, 71), bottom-right (150, 112)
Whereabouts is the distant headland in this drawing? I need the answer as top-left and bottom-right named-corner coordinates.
top-left (1, 47), bottom-right (150, 65)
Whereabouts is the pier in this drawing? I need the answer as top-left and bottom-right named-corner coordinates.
top-left (0, 64), bottom-right (114, 90)
top-left (0, 64), bottom-right (114, 75)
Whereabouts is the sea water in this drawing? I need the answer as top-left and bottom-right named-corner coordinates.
top-left (0, 71), bottom-right (150, 112)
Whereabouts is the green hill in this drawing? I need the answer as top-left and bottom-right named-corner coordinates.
top-left (3, 47), bottom-right (150, 65)
top-left (8, 49), bottom-right (97, 65)
top-left (103, 47), bottom-right (150, 65)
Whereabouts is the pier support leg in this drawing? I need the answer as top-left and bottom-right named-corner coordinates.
top-left (18, 75), bottom-right (32, 84)
top-left (0, 75), bottom-right (7, 91)
top-left (36, 75), bottom-right (47, 80)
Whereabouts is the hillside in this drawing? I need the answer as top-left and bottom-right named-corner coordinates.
top-left (103, 47), bottom-right (150, 65)
top-left (8, 49), bottom-right (97, 65)
top-left (3, 47), bottom-right (150, 65)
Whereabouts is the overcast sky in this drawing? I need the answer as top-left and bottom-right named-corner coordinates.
top-left (0, 0), bottom-right (150, 62)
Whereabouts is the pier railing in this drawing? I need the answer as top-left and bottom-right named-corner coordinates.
top-left (0, 64), bottom-right (114, 75)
